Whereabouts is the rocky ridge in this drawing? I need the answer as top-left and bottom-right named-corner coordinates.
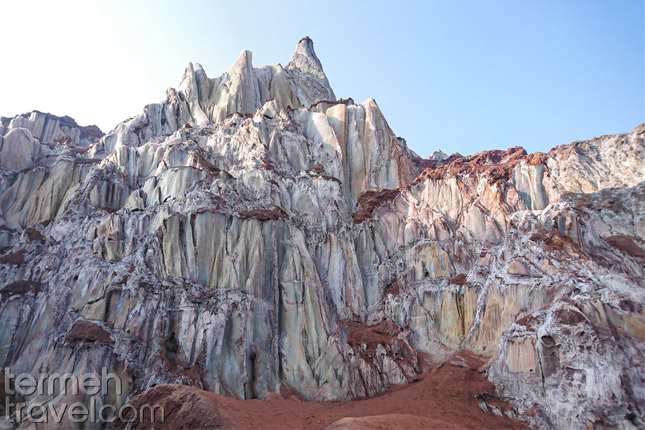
top-left (0, 38), bottom-right (643, 429)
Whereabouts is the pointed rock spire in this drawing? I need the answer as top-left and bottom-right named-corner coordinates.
top-left (285, 37), bottom-right (336, 104)
top-left (229, 50), bottom-right (254, 74)
top-left (287, 37), bottom-right (325, 79)
top-left (223, 49), bottom-right (261, 117)
top-left (178, 62), bottom-right (210, 125)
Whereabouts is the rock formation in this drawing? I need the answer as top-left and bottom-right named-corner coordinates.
top-left (0, 38), bottom-right (643, 429)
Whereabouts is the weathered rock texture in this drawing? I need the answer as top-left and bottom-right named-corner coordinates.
top-left (0, 38), bottom-right (643, 429)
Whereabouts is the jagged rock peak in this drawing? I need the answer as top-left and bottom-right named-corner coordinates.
top-left (426, 150), bottom-right (448, 162)
top-left (286, 36), bottom-right (336, 102)
top-left (164, 37), bottom-right (336, 131)
top-left (230, 49), bottom-right (253, 71)
top-left (0, 110), bottom-right (103, 142)
top-left (4, 36), bottom-right (643, 428)
top-left (287, 37), bottom-right (324, 77)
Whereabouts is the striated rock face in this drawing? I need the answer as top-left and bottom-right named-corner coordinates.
top-left (0, 38), bottom-right (643, 429)
top-left (547, 124), bottom-right (645, 193)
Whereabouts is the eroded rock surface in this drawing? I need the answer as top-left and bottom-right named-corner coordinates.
top-left (0, 38), bottom-right (643, 429)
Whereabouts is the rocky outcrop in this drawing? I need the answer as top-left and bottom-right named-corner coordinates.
top-left (0, 38), bottom-right (643, 429)
top-left (547, 124), bottom-right (645, 193)
top-left (285, 37), bottom-right (336, 106)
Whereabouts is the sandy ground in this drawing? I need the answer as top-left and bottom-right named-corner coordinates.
top-left (121, 353), bottom-right (526, 430)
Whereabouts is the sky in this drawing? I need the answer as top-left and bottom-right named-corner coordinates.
top-left (0, 0), bottom-right (643, 156)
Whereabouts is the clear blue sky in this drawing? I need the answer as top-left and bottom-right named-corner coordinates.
top-left (0, 0), bottom-right (642, 156)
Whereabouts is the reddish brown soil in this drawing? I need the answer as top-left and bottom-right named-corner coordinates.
top-left (413, 147), bottom-right (537, 186)
top-left (384, 280), bottom-right (400, 296)
top-left (352, 188), bottom-right (402, 223)
top-left (340, 320), bottom-right (420, 372)
top-left (0, 249), bottom-right (27, 265)
top-left (238, 208), bottom-right (287, 221)
top-left (552, 307), bottom-right (586, 326)
top-left (121, 359), bottom-right (526, 430)
top-left (310, 163), bottom-right (325, 174)
top-left (530, 229), bottom-right (587, 259)
top-left (65, 320), bottom-right (112, 344)
top-left (352, 147), bottom-right (552, 224)
top-left (0, 280), bottom-right (42, 295)
top-left (514, 313), bottom-right (545, 332)
top-left (23, 227), bottom-right (44, 242)
top-left (450, 273), bottom-right (469, 286)
top-left (73, 157), bottom-right (102, 165)
top-left (603, 234), bottom-right (645, 260)
top-left (525, 152), bottom-right (549, 166)
top-left (412, 153), bottom-right (463, 171)
top-left (342, 320), bottom-right (402, 349)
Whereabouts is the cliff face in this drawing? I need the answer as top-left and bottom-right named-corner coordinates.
top-left (0, 38), bottom-right (643, 429)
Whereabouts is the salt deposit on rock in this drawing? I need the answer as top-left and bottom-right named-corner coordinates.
top-left (0, 38), bottom-right (643, 429)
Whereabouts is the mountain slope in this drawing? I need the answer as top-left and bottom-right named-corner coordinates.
top-left (0, 38), bottom-right (643, 429)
